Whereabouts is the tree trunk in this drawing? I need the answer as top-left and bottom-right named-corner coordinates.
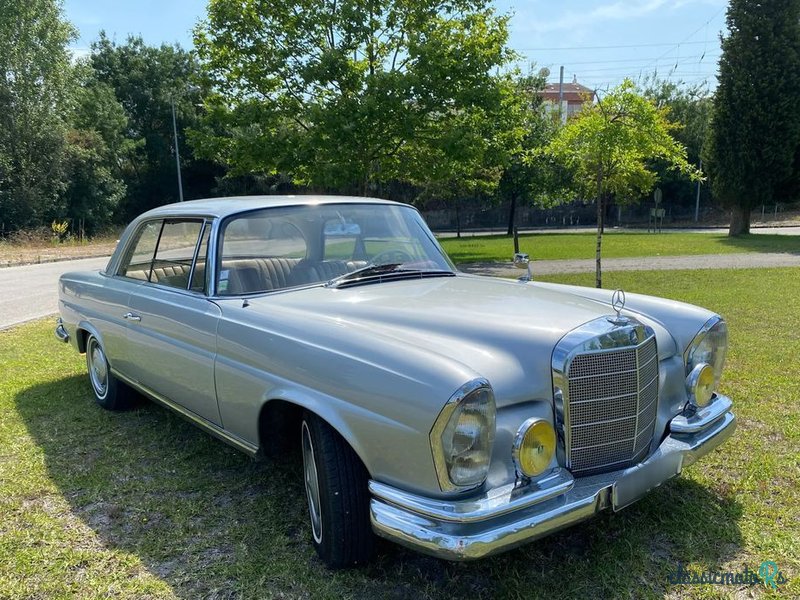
top-left (506, 194), bottom-right (517, 236)
top-left (595, 168), bottom-right (604, 289)
top-left (728, 205), bottom-right (751, 236)
top-left (455, 200), bottom-right (461, 239)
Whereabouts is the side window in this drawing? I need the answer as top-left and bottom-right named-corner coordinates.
top-left (119, 221), bottom-right (161, 280)
top-left (190, 224), bottom-right (210, 292)
top-left (151, 220), bottom-right (203, 289)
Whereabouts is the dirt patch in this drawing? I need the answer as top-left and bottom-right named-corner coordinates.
top-left (0, 241), bottom-right (118, 268)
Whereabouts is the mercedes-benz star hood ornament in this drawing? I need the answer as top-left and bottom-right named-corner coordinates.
top-left (609, 289), bottom-right (628, 325)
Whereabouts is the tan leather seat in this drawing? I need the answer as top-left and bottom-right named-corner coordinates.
top-left (123, 263), bottom-right (205, 290)
top-left (221, 258), bottom-right (303, 294)
top-left (292, 260), bottom-right (367, 284)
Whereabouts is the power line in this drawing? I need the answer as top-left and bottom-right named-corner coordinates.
top-left (553, 53), bottom-right (719, 66)
top-left (639, 6), bottom-right (726, 74)
top-left (564, 62), bottom-right (718, 74)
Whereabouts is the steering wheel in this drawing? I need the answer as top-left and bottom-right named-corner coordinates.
top-left (371, 249), bottom-right (415, 265)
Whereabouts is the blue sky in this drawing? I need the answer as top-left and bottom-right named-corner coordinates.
top-left (64, 0), bottom-right (728, 89)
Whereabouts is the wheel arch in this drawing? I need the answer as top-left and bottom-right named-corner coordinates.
top-left (257, 397), bottom-right (373, 477)
top-left (75, 320), bottom-right (104, 355)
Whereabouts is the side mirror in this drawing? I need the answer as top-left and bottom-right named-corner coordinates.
top-left (513, 253), bottom-right (533, 282)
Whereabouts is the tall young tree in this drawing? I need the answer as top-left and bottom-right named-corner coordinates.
top-left (547, 80), bottom-right (697, 288)
top-left (708, 0), bottom-right (800, 235)
top-left (192, 0), bottom-right (525, 196)
top-left (0, 0), bottom-right (75, 231)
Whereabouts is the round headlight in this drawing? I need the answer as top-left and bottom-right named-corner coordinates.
top-left (512, 418), bottom-right (556, 478)
top-left (685, 317), bottom-right (728, 390)
top-left (686, 362), bottom-right (715, 407)
top-left (430, 380), bottom-right (496, 491)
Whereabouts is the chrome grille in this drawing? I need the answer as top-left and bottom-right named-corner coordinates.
top-left (564, 334), bottom-right (659, 476)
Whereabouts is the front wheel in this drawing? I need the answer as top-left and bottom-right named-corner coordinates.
top-left (301, 412), bottom-right (375, 567)
top-left (85, 334), bottom-right (137, 411)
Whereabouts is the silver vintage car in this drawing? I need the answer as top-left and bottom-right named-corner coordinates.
top-left (55, 196), bottom-right (735, 567)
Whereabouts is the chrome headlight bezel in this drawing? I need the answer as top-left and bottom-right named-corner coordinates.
top-left (512, 417), bottom-right (557, 479)
top-left (684, 315), bottom-right (728, 393)
top-left (430, 378), bottom-right (496, 492)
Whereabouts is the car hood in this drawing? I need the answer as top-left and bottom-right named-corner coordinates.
top-left (232, 274), bottom-right (678, 407)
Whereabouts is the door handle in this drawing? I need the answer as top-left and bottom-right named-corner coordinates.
top-left (123, 312), bottom-right (142, 322)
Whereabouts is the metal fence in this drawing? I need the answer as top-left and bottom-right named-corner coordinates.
top-left (423, 200), bottom-right (800, 233)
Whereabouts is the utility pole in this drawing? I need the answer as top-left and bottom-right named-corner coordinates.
top-left (557, 66), bottom-right (565, 124)
top-left (171, 96), bottom-right (184, 202)
top-left (694, 158), bottom-right (702, 222)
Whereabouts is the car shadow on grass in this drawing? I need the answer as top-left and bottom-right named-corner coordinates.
top-left (17, 374), bottom-right (744, 599)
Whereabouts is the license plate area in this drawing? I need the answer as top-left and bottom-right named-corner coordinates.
top-left (612, 451), bottom-right (683, 511)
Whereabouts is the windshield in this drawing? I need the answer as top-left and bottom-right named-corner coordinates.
top-left (217, 203), bottom-right (454, 295)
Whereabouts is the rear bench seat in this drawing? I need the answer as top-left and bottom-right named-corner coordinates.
top-left (125, 258), bottom-right (366, 294)
top-left (124, 263), bottom-right (204, 289)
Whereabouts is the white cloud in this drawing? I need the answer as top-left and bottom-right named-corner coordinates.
top-left (519, 0), bottom-right (723, 35)
top-left (69, 47), bottom-right (91, 62)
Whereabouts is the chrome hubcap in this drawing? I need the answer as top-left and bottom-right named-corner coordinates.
top-left (88, 340), bottom-right (108, 398)
top-left (301, 421), bottom-right (323, 544)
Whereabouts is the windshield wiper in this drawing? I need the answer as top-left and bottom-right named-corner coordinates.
top-left (325, 263), bottom-right (402, 287)
top-left (325, 263), bottom-right (454, 288)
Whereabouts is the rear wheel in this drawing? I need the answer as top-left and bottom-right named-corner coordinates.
top-left (301, 412), bottom-right (375, 567)
top-left (85, 334), bottom-right (136, 411)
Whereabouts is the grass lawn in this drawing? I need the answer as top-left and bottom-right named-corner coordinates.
top-left (439, 231), bottom-right (800, 264)
top-left (1, 267), bottom-right (798, 598)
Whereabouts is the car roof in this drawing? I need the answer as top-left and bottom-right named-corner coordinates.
top-left (138, 195), bottom-right (406, 220)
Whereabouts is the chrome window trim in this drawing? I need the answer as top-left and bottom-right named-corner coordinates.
top-left (187, 220), bottom-right (208, 293)
top-left (551, 316), bottom-right (657, 472)
top-left (429, 378), bottom-right (494, 493)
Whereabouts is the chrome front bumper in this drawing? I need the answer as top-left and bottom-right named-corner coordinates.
top-left (54, 318), bottom-right (70, 343)
top-left (370, 397), bottom-right (736, 561)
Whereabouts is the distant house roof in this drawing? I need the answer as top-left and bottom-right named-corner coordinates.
top-left (541, 78), bottom-right (594, 104)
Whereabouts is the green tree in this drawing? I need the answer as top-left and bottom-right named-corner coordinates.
top-left (498, 71), bottom-right (574, 236)
top-left (90, 34), bottom-right (219, 218)
top-left (0, 0), bottom-right (75, 231)
top-left (708, 0), bottom-right (800, 235)
top-left (61, 130), bottom-right (126, 237)
top-left (547, 80), bottom-right (697, 288)
top-left (192, 0), bottom-right (525, 196)
top-left (639, 76), bottom-right (713, 219)
top-left (59, 64), bottom-right (133, 235)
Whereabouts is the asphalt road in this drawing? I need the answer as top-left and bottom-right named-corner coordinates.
top-left (0, 256), bottom-right (110, 330)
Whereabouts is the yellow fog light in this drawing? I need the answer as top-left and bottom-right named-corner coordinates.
top-left (686, 362), bottom-right (715, 408)
top-left (512, 418), bottom-right (556, 478)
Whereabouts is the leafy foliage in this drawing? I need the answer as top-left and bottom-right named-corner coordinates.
top-left (547, 80), bottom-right (697, 287)
top-left (192, 0), bottom-right (526, 196)
top-left (707, 0), bottom-right (800, 235)
top-left (0, 0), bottom-right (75, 231)
top-left (639, 76), bottom-right (712, 214)
top-left (90, 34), bottom-right (221, 218)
